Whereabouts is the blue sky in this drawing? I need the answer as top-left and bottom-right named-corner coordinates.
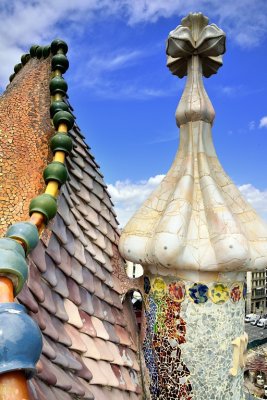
top-left (1, 0), bottom-right (267, 225)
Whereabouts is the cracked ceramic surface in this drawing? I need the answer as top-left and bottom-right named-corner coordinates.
top-left (119, 12), bottom-right (267, 276)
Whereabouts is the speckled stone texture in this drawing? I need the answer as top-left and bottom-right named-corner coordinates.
top-left (0, 54), bottom-right (142, 399)
top-left (0, 57), bottom-right (53, 236)
top-left (180, 286), bottom-right (245, 399)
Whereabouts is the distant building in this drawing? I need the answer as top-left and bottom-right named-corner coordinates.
top-left (246, 271), bottom-right (266, 314)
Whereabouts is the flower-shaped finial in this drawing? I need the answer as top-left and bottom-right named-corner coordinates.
top-left (166, 12), bottom-right (226, 78)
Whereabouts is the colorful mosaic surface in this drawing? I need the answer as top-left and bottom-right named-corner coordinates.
top-left (143, 277), bottom-right (193, 399)
top-left (143, 275), bottom-right (246, 399)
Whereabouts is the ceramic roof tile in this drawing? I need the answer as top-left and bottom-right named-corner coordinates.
top-left (119, 346), bottom-right (134, 368)
top-left (102, 321), bottom-right (120, 344)
top-left (93, 230), bottom-right (106, 251)
top-left (79, 287), bottom-right (95, 315)
top-left (69, 175), bottom-right (81, 193)
top-left (64, 298), bottom-right (83, 328)
top-left (98, 360), bottom-right (120, 388)
top-left (17, 284), bottom-right (39, 313)
top-left (46, 234), bottom-right (61, 264)
top-left (102, 302), bottom-right (116, 324)
top-left (101, 284), bottom-right (113, 305)
top-left (75, 378), bottom-right (94, 400)
top-left (81, 172), bottom-right (94, 190)
top-left (111, 364), bottom-right (127, 390)
top-left (52, 215), bottom-right (68, 244)
top-left (39, 280), bottom-right (57, 315)
top-left (81, 267), bottom-right (95, 293)
top-left (83, 205), bottom-right (99, 227)
top-left (67, 277), bottom-right (82, 305)
top-left (37, 355), bottom-right (57, 386)
top-left (2, 55), bottom-right (142, 398)
top-left (74, 238), bottom-right (87, 265)
top-left (64, 323), bottom-right (87, 352)
top-left (58, 247), bottom-right (72, 276)
top-left (79, 310), bottom-right (97, 337)
top-left (70, 257), bottom-right (84, 284)
top-left (91, 259), bottom-right (105, 280)
top-left (51, 316), bottom-right (72, 346)
top-left (57, 193), bottom-right (72, 226)
top-left (54, 267), bottom-right (69, 298)
top-left (50, 387), bottom-right (73, 400)
top-left (111, 307), bottom-right (127, 328)
top-left (91, 295), bottom-right (105, 320)
top-left (42, 335), bottom-right (57, 360)
top-left (94, 337), bottom-right (114, 362)
top-left (63, 229), bottom-right (75, 256)
top-left (82, 358), bottom-right (108, 386)
top-left (42, 309), bottom-right (60, 341)
top-left (42, 255), bottom-right (57, 287)
top-left (126, 349), bottom-right (140, 371)
top-left (84, 249), bottom-right (97, 274)
top-left (67, 211), bottom-right (81, 238)
top-left (104, 237), bottom-right (114, 257)
top-left (93, 277), bottom-right (105, 299)
top-left (110, 290), bottom-right (123, 310)
top-left (80, 333), bottom-right (101, 360)
top-left (115, 325), bottom-right (133, 347)
top-left (71, 352), bottom-right (93, 380)
top-left (106, 341), bottom-right (125, 365)
top-left (28, 260), bottom-right (45, 302)
top-left (121, 369), bottom-right (137, 393)
top-left (91, 316), bottom-right (109, 340)
top-left (29, 379), bottom-right (56, 400)
top-left (29, 308), bottom-right (46, 331)
top-left (89, 384), bottom-right (108, 400)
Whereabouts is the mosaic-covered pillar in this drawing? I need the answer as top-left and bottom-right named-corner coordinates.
top-left (119, 12), bottom-right (267, 400)
top-left (143, 273), bottom-right (247, 399)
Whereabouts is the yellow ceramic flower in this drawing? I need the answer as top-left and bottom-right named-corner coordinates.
top-left (151, 277), bottom-right (167, 298)
top-left (209, 283), bottom-right (229, 304)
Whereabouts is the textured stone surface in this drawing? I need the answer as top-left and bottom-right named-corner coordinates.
top-left (0, 57), bottom-right (53, 236)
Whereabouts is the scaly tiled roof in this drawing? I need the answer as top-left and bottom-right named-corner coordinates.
top-left (0, 42), bottom-right (142, 399)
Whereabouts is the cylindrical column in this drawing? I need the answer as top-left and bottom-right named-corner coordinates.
top-left (143, 272), bottom-right (246, 399)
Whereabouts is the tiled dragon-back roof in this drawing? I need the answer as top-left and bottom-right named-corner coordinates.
top-left (0, 43), bottom-right (142, 399)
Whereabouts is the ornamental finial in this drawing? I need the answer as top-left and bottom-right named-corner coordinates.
top-left (166, 12), bottom-right (226, 78)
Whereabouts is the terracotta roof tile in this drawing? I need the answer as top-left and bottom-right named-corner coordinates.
top-left (71, 352), bottom-right (93, 381)
top-left (94, 337), bottom-right (114, 362)
top-left (64, 322), bottom-right (86, 352)
top-left (91, 316), bottom-right (109, 340)
top-left (46, 234), bottom-right (61, 264)
top-left (42, 255), bottom-right (57, 287)
top-left (64, 298), bottom-right (83, 328)
top-left (29, 241), bottom-right (47, 272)
top-left (79, 310), bottom-right (97, 337)
top-left (1, 55), bottom-right (141, 398)
top-left (67, 277), bottom-right (82, 305)
top-left (17, 284), bottom-right (39, 313)
top-left (51, 316), bottom-right (72, 346)
top-left (80, 333), bottom-right (101, 360)
top-left (54, 267), bottom-right (69, 298)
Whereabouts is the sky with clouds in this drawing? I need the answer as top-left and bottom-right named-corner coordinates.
top-left (1, 0), bottom-right (267, 226)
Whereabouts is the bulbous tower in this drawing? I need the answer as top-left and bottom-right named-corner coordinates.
top-left (119, 12), bottom-right (267, 400)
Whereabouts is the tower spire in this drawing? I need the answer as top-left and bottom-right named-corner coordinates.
top-left (119, 12), bottom-right (267, 399)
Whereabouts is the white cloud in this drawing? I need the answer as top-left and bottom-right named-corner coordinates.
top-left (239, 184), bottom-right (267, 220)
top-left (0, 0), bottom-right (266, 88)
top-left (107, 175), bottom-right (164, 226)
top-left (259, 116), bottom-right (267, 128)
top-left (108, 175), bottom-right (267, 226)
